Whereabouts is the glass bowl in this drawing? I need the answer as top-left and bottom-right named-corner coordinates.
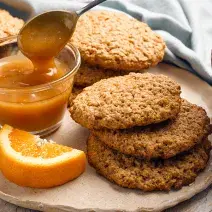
top-left (0, 36), bottom-right (80, 136)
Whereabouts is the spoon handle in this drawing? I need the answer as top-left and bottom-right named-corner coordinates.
top-left (76, 0), bottom-right (107, 16)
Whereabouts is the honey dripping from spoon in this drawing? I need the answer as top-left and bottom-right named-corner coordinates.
top-left (17, 0), bottom-right (107, 84)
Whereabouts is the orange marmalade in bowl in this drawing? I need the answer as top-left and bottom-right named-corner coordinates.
top-left (0, 36), bottom-right (80, 135)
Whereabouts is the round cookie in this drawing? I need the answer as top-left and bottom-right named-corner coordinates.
top-left (93, 100), bottom-right (211, 159)
top-left (0, 10), bottom-right (24, 38)
top-left (74, 63), bottom-right (132, 87)
top-left (71, 11), bottom-right (166, 71)
top-left (70, 73), bottom-right (181, 130)
top-left (68, 86), bottom-right (83, 107)
top-left (87, 134), bottom-right (211, 191)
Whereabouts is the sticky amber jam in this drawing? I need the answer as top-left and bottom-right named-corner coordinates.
top-left (0, 37), bottom-right (80, 135)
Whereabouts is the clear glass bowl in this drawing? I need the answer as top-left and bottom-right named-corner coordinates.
top-left (0, 36), bottom-right (80, 136)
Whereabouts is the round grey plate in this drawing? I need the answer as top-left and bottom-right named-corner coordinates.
top-left (0, 63), bottom-right (211, 212)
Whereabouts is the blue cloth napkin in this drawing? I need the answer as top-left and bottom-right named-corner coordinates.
top-left (0, 0), bottom-right (212, 84)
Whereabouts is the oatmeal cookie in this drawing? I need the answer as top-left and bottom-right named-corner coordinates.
top-left (0, 10), bottom-right (24, 38)
top-left (70, 73), bottom-right (181, 130)
top-left (71, 11), bottom-right (165, 71)
top-left (93, 99), bottom-right (211, 159)
top-left (87, 134), bottom-right (211, 191)
top-left (69, 86), bottom-right (83, 107)
top-left (74, 63), bottom-right (132, 87)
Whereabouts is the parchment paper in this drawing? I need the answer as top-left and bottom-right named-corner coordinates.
top-left (0, 63), bottom-right (211, 212)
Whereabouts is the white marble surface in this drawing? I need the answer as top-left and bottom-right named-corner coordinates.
top-left (0, 0), bottom-right (211, 211)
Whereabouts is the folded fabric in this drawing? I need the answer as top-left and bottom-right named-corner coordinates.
top-left (0, 0), bottom-right (211, 84)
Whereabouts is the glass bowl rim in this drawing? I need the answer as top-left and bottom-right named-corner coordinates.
top-left (0, 35), bottom-right (81, 93)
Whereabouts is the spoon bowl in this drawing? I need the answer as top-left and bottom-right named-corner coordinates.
top-left (18, 0), bottom-right (107, 60)
top-left (18, 11), bottom-right (78, 59)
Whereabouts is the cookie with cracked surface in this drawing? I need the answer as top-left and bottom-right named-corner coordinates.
top-left (87, 134), bottom-right (211, 191)
top-left (0, 10), bottom-right (24, 38)
top-left (70, 73), bottom-right (181, 130)
top-left (93, 99), bottom-right (211, 159)
top-left (71, 11), bottom-right (165, 71)
top-left (74, 63), bottom-right (132, 87)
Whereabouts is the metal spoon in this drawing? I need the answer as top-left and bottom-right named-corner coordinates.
top-left (17, 0), bottom-right (107, 60)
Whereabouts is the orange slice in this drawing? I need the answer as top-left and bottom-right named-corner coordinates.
top-left (0, 125), bottom-right (86, 188)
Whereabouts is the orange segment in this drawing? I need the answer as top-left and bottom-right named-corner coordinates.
top-left (0, 125), bottom-right (86, 188)
top-left (10, 129), bottom-right (71, 158)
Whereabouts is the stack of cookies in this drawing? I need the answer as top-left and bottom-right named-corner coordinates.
top-left (70, 11), bottom-right (166, 102)
top-left (69, 73), bottom-right (211, 191)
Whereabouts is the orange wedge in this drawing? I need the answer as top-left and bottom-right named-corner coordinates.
top-left (0, 125), bottom-right (86, 188)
